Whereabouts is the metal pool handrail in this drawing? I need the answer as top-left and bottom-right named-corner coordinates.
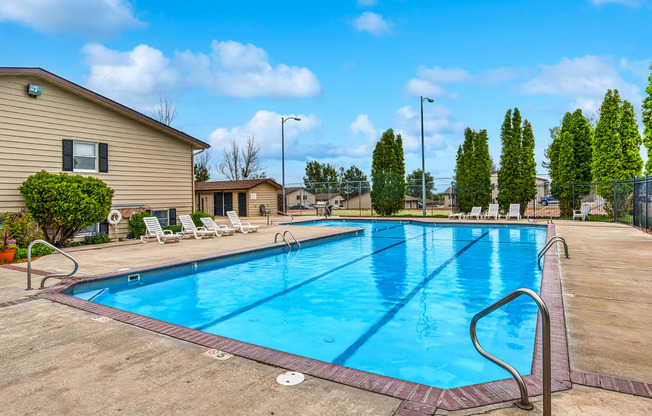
top-left (470, 288), bottom-right (551, 416)
top-left (274, 232), bottom-right (292, 250)
top-left (26, 239), bottom-right (78, 290)
top-left (271, 211), bottom-right (294, 225)
top-left (283, 230), bottom-right (300, 249)
top-left (537, 236), bottom-right (569, 269)
top-left (527, 205), bottom-right (553, 224)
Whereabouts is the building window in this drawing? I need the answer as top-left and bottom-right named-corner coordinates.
top-left (73, 141), bottom-right (98, 172)
top-left (303, 195), bottom-right (307, 200)
top-left (152, 209), bottom-right (169, 226)
top-left (296, 195), bottom-right (301, 201)
top-left (79, 223), bottom-right (98, 236)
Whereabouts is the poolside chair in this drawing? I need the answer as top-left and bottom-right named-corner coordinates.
top-left (467, 207), bottom-right (482, 219)
top-left (200, 217), bottom-right (236, 236)
top-left (448, 211), bottom-right (464, 219)
top-left (505, 204), bottom-right (521, 220)
top-left (140, 216), bottom-right (183, 244)
top-left (226, 211), bottom-right (259, 233)
top-left (179, 215), bottom-right (218, 239)
top-left (484, 204), bottom-right (500, 220)
top-left (573, 203), bottom-right (591, 221)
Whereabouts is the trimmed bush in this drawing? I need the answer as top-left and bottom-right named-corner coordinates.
top-left (190, 211), bottom-right (212, 227)
top-left (0, 212), bottom-right (43, 248)
top-left (162, 225), bottom-right (182, 233)
top-left (128, 211), bottom-right (154, 239)
top-left (13, 245), bottom-right (53, 261)
top-left (19, 171), bottom-right (114, 247)
top-left (84, 234), bottom-right (111, 245)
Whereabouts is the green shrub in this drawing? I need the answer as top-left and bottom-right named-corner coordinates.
top-left (128, 211), bottom-right (154, 239)
top-left (84, 234), bottom-right (111, 245)
top-left (13, 245), bottom-right (53, 261)
top-left (19, 171), bottom-right (114, 247)
top-left (0, 212), bottom-right (43, 248)
top-left (190, 211), bottom-right (212, 227)
top-left (162, 225), bottom-right (182, 233)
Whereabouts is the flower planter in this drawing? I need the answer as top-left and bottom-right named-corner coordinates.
top-left (0, 248), bottom-right (16, 264)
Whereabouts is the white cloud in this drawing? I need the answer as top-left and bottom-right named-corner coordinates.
top-left (393, 105), bottom-right (464, 153)
top-left (208, 111), bottom-right (323, 161)
top-left (415, 66), bottom-right (471, 84)
top-left (404, 78), bottom-right (456, 99)
top-left (353, 12), bottom-right (391, 36)
top-left (82, 40), bottom-right (321, 106)
top-left (350, 114), bottom-right (378, 142)
top-left (588, 0), bottom-right (645, 6)
top-left (357, 0), bottom-right (378, 6)
top-left (0, 0), bottom-right (144, 38)
top-left (619, 58), bottom-right (651, 78)
top-left (522, 55), bottom-right (641, 113)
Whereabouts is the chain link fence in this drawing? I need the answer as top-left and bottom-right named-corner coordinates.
top-left (278, 176), bottom-right (652, 232)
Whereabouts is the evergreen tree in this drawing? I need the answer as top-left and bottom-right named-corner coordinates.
top-left (454, 128), bottom-right (492, 212)
top-left (519, 120), bottom-right (537, 214)
top-left (303, 161), bottom-right (339, 193)
top-left (497, 109), bottom-right (520, 210)
top-left (406, 169), bottom-right (435, 200)
top-left (371, 129), bottom-right (406, 215)
top-left (620, 100), bottom-right (644, 179)
top-left (550, 130), bottom-right (576, 216)
top-left (592, 90), bottom-right (623, 205)
top-left (643, 65), bottom-right (652, 175)
top-left (471, 129), bottom-right (492, 209)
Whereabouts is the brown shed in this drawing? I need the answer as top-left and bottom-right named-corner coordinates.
top-left (195, 179), bottom-right (282, 218)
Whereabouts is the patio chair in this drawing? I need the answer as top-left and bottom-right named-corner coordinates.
top-left (505, 204), bottom-right (521, 220)
top-left (573, 203), bottom-right (591, 221)
top-left (484, 204), bottom-right (500, 220)
top-left (140, 216), bottom-right (183, 244)
top-left (179, 215), bottom-right (218, 239)
top-left (260, 204), bottom-right (271, 216)
top-left (467, 206), bottom-right (482, 219)
top-left (226, 211), bottom-right (259, 233)
top-left (200, 217), bottom-right (235, 236)
top-left (448, 211), bottom-right (464, 219)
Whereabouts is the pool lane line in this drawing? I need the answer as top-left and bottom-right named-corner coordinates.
top-left (194, 228), bottom-right (440, 331)
top-left (332, 230), bottom-right (490, 366)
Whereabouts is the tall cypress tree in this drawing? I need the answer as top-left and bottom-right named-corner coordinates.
top-left (472, 129), bottom-right (492, 209)
top-left (454, 128), bottom-right (492, 212)
top-left (593, 90), bottom-right (623, 206)
top-left (497, 109), bottom-right (521, 209)
top-left (619, 100), bottom-right (643, 179)
top-left (371, 129), bottom-right (405, 215)
top-left (643, 65), bottom-right (652, 175)
top-left (519, 120), bottom-right (537, 214)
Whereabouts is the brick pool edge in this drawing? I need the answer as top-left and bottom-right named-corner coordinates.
top-left (37, 221), bottom-right (571, 414)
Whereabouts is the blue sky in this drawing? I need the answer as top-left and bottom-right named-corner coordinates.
top-left (1, 0), bottom-right (651, 187)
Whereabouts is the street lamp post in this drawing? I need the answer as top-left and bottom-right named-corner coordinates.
top-left (421, 96), bottom-right (434, 216)
top-left (281, 116), bottom-right (301, 213)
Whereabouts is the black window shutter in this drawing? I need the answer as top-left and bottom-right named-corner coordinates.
top-left (98, 143), bottom-right (108, 172)
top-left (169, 209), bottom-right (177, 225)
top-left (99, 221), bottom-right (109, 235)
top-left (62, 139), bottom-right (73, 171)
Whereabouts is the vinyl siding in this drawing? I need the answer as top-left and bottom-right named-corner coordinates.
top-left (0, 74), bottom-right (196, 234)
top-left (249, 183), bottom-right (279, 216)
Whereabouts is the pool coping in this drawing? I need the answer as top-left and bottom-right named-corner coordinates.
top-left (37, 220), bottom-right (571, 414)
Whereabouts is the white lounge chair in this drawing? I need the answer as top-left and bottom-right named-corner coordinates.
top-left (140, 216), bottom-right (183, 244)
top-left (467, 206), bottom-right (482, 219)
top-left (226, 211), bottom-right (259, 233)
top-left (573, 203), bottom-right (591, 221)
top-left (179, 215), bottom-right (218, 239)
top-left (484, 204), bottom-right (500, 220)
top-left (505, 204), bottom-right (521, 220)
top-left (448, 211), bottom-right (464, 219)
top-left (200, 217), bottom-right (235, 236)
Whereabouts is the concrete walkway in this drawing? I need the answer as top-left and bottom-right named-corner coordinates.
top-left (1, 217), bottom-right (651, 415)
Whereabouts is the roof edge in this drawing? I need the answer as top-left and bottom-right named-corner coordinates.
top-left (0, 67), bottom-right (210, 149)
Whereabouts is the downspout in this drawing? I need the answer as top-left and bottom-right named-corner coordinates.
top-left (192, 148), bottom-right (206, 213)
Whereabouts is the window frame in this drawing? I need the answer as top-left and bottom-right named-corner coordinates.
top-left (72, 140), bottom-right (99, 173)
top-left (151, 209), bottom-right (170, 227)
top-left (78, 222), bottom-right (99, 237)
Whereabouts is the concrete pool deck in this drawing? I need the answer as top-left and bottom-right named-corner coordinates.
top-left (1, 217), bottom-right (651, 415)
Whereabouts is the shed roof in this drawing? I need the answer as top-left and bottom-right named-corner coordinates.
top-left (195, 179), bottom-right (281, 191)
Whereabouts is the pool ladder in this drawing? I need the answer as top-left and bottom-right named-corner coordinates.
top-left (470, 288), bottom-right (551, 416)
top-left (274, 231), bottom-right (301, 252)
top-left (26, 240), bottom-right (79, 290)
top-left (537, 236), bottom-right (569, 269)
top-left (527, 205), bottom-right (553, 224)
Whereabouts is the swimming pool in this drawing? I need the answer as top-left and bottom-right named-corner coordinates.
top-left (68, 220), bottom-right (547, 389)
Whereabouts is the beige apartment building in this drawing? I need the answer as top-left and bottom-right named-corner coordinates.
top-left (0, 67), bottom-right (209, 238)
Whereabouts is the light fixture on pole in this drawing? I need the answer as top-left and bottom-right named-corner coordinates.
top-left (281, 116), bottom-right (301, 213)
top-left (421, 96), bottom-right (434, 216)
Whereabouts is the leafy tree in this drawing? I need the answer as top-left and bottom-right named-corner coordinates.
top-left (128, 211), bottom-right (154, 239)
top-left (303, 161), bottom-right (340, 193)
top-left (497, 109), bottom-right (521, 210)
top-left (406, 169), bottom-right (435, 200)
top-left (194, 151), bottom-right (211, 182)
top-left (19, 171), bottom-right (114, 247)
top-left (455, 128), bottom-right (492, 212)
top-left (371, 128), bottom-right (406, 215)
top-left (519, 121), bottom-right (537, 213)
top-left (643, 64), bottom-right (652, 175)
top-left (340, 165), bottom-right (369, 198)
top-left (620, 100), bottom-right (644, 179)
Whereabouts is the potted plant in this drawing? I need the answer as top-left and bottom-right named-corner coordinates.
top-left (0, 227), bottom-right (18, 264)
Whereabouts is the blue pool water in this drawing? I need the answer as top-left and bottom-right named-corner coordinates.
top-left (70, 220), bottom-right (547, 388)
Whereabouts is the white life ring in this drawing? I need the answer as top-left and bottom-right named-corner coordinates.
top-left (107, 209), bottom-right (122, 226)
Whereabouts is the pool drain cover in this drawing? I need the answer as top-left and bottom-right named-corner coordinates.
top-left (276, 371), bottom-right (304, 386)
